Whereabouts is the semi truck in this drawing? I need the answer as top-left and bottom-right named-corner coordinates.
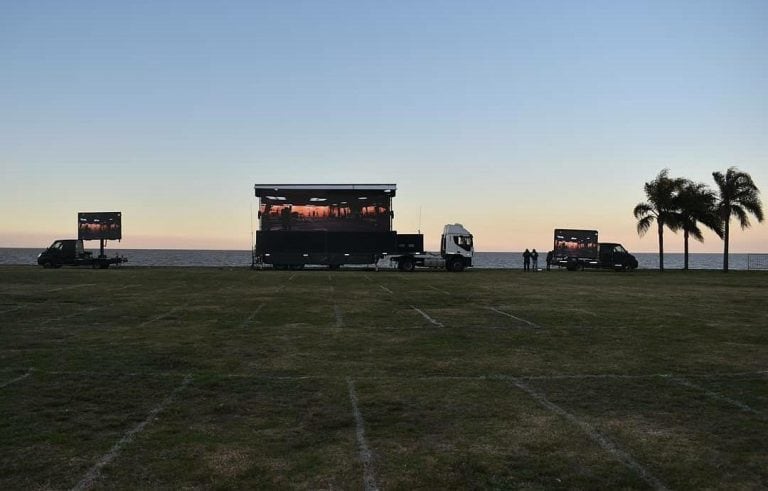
top-left (552, 229), bottom-right (638, 271)
top-left (383, 223), bottom-right (474, 272)
top-left (252, 184), bottom-right (473, 272)
top-left (37, 239), bottom-right (126, 269)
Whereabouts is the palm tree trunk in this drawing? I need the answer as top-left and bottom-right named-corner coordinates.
top-left (658, 220), bottom-right (664, 272)
top-left (684, 229), bottom-right (689, 270)
top-left (723, 218), bottom-right (730, 272)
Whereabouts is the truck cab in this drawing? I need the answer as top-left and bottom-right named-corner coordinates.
top-left (440, 224), bottom-right (474, 271)
top-left (390, 223), bottom-right (474, 272)
top-left (598, 243), bottom-right (638, 271)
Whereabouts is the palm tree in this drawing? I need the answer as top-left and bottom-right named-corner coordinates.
top-left (712, 167), bottom-right (764, 272)
top-left (633, 169), bottom-right (685, 272)
top-left (674, 180), bottom-right (722, 270)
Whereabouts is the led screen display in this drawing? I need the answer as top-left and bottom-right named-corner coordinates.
top-left (259, 191), bottom-right (391, 232)
top-left (78, 212), bottom-right (122, 240)
top-left (553, 229), bottom-right (597, 258)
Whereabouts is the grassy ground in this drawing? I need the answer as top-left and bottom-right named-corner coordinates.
top-left (0, 265), bottom-right (766, 489)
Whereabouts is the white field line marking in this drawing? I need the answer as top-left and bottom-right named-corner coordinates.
top-left (509, 378), bottom-right (669, 491)
top-left (0, 370), bottom-right (31, 389)
top-left (289, 273), bottom-right (296, 281)
top-left (411, 306), bottom-right (444, 327)
top-left (276, 285), bottom-right (286, 292)
top-left (363, 274), bottom-right (373, 282)
top-left (138, 306), bottom-right (183, 328)
top-left (72, 375), bottom-right (192, 491)
top-left (334, 305), bottom-right (344, 327)
top-left (240, 304), bottom-right (265, 327)
top-left (347, 379), bottom-right (379, 491)
top-left (328, 274), bottom-right (332, 282)
top-left (669, 377), bottom-right (763, 415)
top-left (109, 284), bottom-right (142, 292)
top-left (569, 308), bottom-right (598, 317)
top-left (428, 285), bottom-right (450, 295)
top-left (38, 307), bottom-right (101, 327)
top-left (47, 283), bottom-right (97, 293)
top-left (330, 285), bottom-right (335, 293)
top-left (379, 285), bottom-right (393, 294)
top-left (0, 305), bottom-right (25, 315)
top-left (487, 307), bottom-right (541, 328)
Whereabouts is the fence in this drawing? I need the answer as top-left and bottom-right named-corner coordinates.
top-left (747, 254), bottom-right (768, 270)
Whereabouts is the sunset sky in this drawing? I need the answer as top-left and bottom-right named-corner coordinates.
top-left (2, 1), bottom-right (766, 252)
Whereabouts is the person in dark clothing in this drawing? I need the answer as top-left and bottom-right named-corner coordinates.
top-left (531, 249), bottom-right (539, 271)
top-left (546, 250), bottom-right (553, 271)
top-left (523, 249), bottom-right (531, 272)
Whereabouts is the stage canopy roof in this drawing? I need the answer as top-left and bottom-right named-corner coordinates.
top-left (254, 184), bottom-right (396, 205)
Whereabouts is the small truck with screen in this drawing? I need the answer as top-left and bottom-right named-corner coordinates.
top-left (552, 229), bottom-right (638, 271)
top-left (37, 239), bottom-right (126, 269)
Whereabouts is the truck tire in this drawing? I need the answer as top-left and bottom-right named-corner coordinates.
top-left (42, 261), bottom-right (53, 269)
top-left (398, 257), bottom-right (415, 272)
top-left (448, 257), bottom-right (465, 272)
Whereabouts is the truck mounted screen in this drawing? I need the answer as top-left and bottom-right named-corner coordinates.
top-left (257, 189), bottom-right (392, 232)
top-left (78, 212), bottom-right (122, 240)
top-left (553, 229), bottom-right (598, 258)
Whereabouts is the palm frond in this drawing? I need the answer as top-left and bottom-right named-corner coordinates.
top-left (636, 215), bottom-right (654, 236)
top-left (633, 202), bottom-right (654, 219)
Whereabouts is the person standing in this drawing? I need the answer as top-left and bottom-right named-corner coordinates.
top-left (523, 249), bottom-right (531, 272)
top-left (546, 250), bottom-right (553, 271)
top-left (531, 249), bottom-right (539, 271)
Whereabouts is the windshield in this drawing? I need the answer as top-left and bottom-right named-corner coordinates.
top-left (453, 235), bottom-right (473, 251)
top-left (613, 245), bottom-right (627, 254)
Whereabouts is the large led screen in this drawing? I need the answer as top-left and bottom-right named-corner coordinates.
top-left (259, 192), bottom-right (391, 232)
top-left (78, 212), bottom-right (122, 240)
top-left (553, 229), bottom-right (597, 258)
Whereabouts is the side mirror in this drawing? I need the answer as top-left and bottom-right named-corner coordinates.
top-left (257, 211), bottom-right (262, 219)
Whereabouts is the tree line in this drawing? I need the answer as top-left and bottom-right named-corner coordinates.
top-left (634, 167), bottom-right (764, 272)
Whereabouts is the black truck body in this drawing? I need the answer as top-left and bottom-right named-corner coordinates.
top-left (37, 239), bottom-right (126, 269)
top-left (254, 230), bottom-right (423, 268)
top-left (553, 229), bottom-right (638, 271)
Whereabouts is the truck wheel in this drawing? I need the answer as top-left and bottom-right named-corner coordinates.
top-left (42, 261), bottom-right (53, 269)
top-left (448, 257), bottom-right (465, 272)
top-left (399, 257), bottom-right (415, 272)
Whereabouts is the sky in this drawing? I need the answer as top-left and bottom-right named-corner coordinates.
top-left (1, 0), bottom-right (766, 253)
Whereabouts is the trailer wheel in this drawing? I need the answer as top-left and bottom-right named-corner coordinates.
top-left (399, 257), bottom-right (415, 272)
top-left (448, 257), bottom-right (465, 272)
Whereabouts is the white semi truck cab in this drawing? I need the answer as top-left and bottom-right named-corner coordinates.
top-left (387, 223), bottom-right (474, 272)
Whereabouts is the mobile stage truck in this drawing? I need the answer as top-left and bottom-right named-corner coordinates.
top-left (552, 229), bottom-right (638, 271)
top-left (253, 184), bottom-right (473, 271)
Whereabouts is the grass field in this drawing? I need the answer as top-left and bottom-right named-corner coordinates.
top-left (1, 265), bottom-right (767, 490)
